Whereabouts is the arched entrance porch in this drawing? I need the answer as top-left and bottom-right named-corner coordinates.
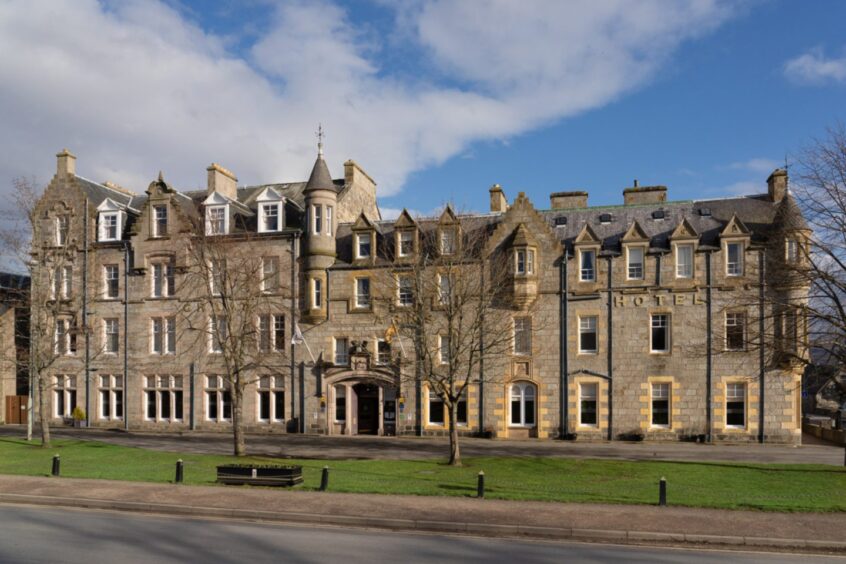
top-left (325, 371), bottom-right (399, 436)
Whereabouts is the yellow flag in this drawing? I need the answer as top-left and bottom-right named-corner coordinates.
top-left (384, 320), bottom-right (397, 343)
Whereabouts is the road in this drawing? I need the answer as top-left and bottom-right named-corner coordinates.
top-left (0, 505), bottom-right (841, 564)
top-left (2, 426), bottom-right (842, 465)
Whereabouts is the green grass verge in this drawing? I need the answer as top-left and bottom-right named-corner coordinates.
top-left (0, 437), bottom-right (844, 512)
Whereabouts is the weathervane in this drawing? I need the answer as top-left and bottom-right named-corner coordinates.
top-left (317, 123), bottom-right (324, 156)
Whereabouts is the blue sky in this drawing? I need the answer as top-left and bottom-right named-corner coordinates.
top-left (0, 0), bottom-right (844, 217)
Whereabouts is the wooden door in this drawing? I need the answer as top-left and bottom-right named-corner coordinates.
top-left (5, 395), bottom-right (25, 424)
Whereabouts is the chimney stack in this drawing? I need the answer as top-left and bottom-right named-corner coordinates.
top-left (56, 148), bottom-right (76, 178)
top-left (550, 191), bottom-right (588, 209)
top-left (489, 184), bottom-right (507, 213)
top-left (767, 168), bottom-right (787, 203)
top-left (206, 163), bottom-right (238, 200)
top-left (623, 185), bottom-right (667, 206)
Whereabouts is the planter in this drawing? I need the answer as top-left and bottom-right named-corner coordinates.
top-left (216, 464), bottom-right (303, 487)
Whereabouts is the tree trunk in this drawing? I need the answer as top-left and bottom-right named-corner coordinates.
top-left (37, 373), bottom-right (50, 448)
top-left (448, 401), bottom-right (461, 466)
top-left (232, 387), bottom-right (245, 457)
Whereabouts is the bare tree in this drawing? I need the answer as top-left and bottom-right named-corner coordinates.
top-left (385, 212), bottom-right (519, 466)
top-left (0, 178), bottom-right (83, 447)
top-left (792, 124), bottom-right (846, 398)
top-left (180, 228), bottom-right (290, 456)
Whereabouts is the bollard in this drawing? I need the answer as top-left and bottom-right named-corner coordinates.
top-left (477, 471), bottom-right (485, 499)
top-left (658, 477), bottom-right (667, 507)
top-left (175, 459), bottom-right (184, 484)
top-left (319, 466), bottom-right (329, 491)
top-left (843, 445), bottom-right (845, 468)
top-left (51, 454), bottom-right (60, 477)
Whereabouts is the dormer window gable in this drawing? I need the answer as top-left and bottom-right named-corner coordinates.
top-left (352, 212), bottom-right (377, 262)
top-left (393, 209), bottom-right (418, 260)
top-left (255, 187), bottom-right (285, 233)
top-left (437, 206), bottom-right (461, 257)
top-left (621, 221), bottom-right (649, 281)
top-left (720, 215), bottom-right (751, 278)
top-left (203, 192), bottom-right (231, 236)
top-left (96, 198), bottom-right (126, 242)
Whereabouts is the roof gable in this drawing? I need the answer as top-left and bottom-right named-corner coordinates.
top-left (203, 191), bottom-right (231, 206)
top-left (438, 205), bottom-right (458, 225)
top-left (96, 198), bottom-right (124, 213)
top-left (621, 220), bottom-right (649, 243)
top-left (394, 209), bottom-right (417, 229)
top-left (670, 217), bottom-right (699, 240)
top-left (352, 212), bottom-right (376, 231)
top-left (574, 223), bottom-right (601, 245)
top-left (255, 186), bottom-right (284, 202)
top-left (721, 214), bottom-right (751, 238)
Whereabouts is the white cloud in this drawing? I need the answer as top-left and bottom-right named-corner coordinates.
top-left (728, 157), bottom-right (780, 175)
top-left (784, 47), bottom-right (846, 85)
top-left (707, 180), bottom-right (762, 197)
top-left (0, 0), bottom-right (738, 200)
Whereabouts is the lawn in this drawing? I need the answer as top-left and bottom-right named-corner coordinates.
top-left (0, 437), bottom-right (844, 512)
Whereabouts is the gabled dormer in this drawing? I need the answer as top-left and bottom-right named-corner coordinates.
top-left (96, 198), bottom-right (126, 242)
top-left (203, 191), bottom-right (231, 236)
top-left (574, 224), bottom-right (601, 284)
top-left (670, 218), bottom-right (699, 280)
top-left (255, 187), bottom-right (286, 233)
top-left (720, 214), bottom-right (751, 278)
top-left (352, 212), bottom-right (377, 264)
top-left (437, 205), bottom-right (460, 257)
top-left (146, 173), bottom-right (176, 239)
top-left (621, 220), bottom-right (649, 281)
top-left (393, 209), bottom-right (418, 261)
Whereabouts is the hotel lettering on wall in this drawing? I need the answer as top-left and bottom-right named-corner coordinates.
top-left (612, 293), bottom-right (706, 307)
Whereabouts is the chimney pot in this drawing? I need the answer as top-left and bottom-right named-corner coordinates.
top-left (767, 168), bottom-right (788, 203)
top-left (206, 163), bottom-right (238, 200)
top-left (623, 185), bottom-right (667, 206)
top-left (489, 184), bottom-right (507, 213)
top-left (550, 191), bottom-right (588, 209)
top-left (56, 148), bottom-right (76, 178)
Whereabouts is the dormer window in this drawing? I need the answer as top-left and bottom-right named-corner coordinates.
top-left (399, 231), bottom-right (414, 257)
top-left (515, 248), bottom-right (535, 275)
top-left (786, 239), bottom-right (799, 263)
top-left (440, 229), bottom-right (456, 255)
top-left (101, 213), bottom-right (118, 240)
top-left (356, 233), bottom-right (372, 259)
top-left (206, 206), bottom-right (227, 235)
top-left (260, 203), bottom-right (280, 232)
top-left (256, 187), bottom-right (285, 234)
top-left (326, 206), bottom-right (333, 234)
top-left (580, 249), bottom-right (596, 282)
top-left (627, 247), bottom-right (644, 280)
top-left (152, 205), bottom-right (168, 237)
top-left (726, 242), bottom-right (743, 276)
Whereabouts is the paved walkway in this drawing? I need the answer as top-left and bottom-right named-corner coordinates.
top-left (0, 475), bottom-right (844, 553)
top-left (2, 426), bottom-right (844, 465)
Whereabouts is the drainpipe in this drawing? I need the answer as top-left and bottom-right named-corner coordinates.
top-left (758, 250), bottom-right (766, 443)
top-left (606, 256), bottom-right (614, 441)
top-left (705, 252), bottom-right (712, 442)
top-left (290, 234), bottom-right (298, 431)
top-left (83, 199), bottom-right (90, 426)
top-left (299, 362), bottom-right (306, 434)
top-left (478, 263), bottom-right (485, 435)
top-left (189, 362), bottom-right (196, 430)
top-left (559, 252), bottom-right (568, 438)
top-left (123, 241), bottom-right (130, 431)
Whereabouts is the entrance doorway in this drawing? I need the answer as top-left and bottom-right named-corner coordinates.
top-left (354, 384), bottom-right (380, 435)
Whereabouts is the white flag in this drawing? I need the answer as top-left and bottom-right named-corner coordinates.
top-left (291, 323), bottom-right (305, 346)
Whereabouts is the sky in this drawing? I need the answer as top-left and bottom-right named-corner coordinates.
top-left (0, 0), bottom-right (844, 220)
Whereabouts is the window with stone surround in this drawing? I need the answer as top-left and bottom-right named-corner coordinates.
top-left (355, 277), bottom-right (371, 308)
top-left (334, 337), bottom-right (349, 366)
top-left (152, 205), bottom-right (168, 237)
top-left (651, 382), bottom-right (670, 427)
top-left (56, 215), bottom-right (69, 246)
top-left (726, 242), bottom-right (743, 276)
top-left (145, 375), bottom-right (183, 422)
top-left (676, 244), bottom-right (693, 278)
top-left (98, 375), bottom-right (123, 421)
top-left (205, 375), bottom-right (231, 422)
top-left (151, 261), bottom-right (175, 298)
top-left (579, 382), bottom-right (597, 426)
top-left (257, 376), bottom-right (284, 423)
top-left (151, 316), bottom-right (176, 355)
top-left (53, 375), bottom-right (76, 418)
top-left (103, 264), bottom-right (119, 299)
top-left (579, 316), bottom-right (597, 353)
top-left (513, 317), bottom-right (532, 356)
top-left (510, 382), bottom-right (536, 427)
top-left (261, 257), bottom-right (279, 293)
top-left (627, 246), bottom-right (644, 280)
top-left (103, 318), bottom-right (119, 354)
top-left (725, 382), bottom-right (746, 428)
top-left (258, 314), bottom-right (285, 353)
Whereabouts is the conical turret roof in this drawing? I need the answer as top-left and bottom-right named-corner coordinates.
top-left (304, 154), bottom-right (335, 193)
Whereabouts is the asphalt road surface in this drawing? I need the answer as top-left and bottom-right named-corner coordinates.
top-left (0, 505), bottom-right (841, 564)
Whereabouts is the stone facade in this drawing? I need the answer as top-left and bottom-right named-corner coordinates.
top-left (30, 149), bottom-right (809, 443)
